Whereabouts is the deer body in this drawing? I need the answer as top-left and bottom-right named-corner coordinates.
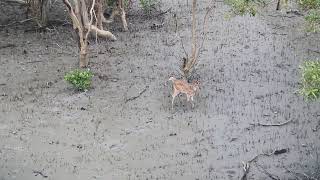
top-left (169, 77), bottom-right (200, 109)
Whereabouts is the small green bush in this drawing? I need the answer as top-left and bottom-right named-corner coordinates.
top-left (299, 0), bottom-right (320, 9)
top-left (106, 0), bottom-right (130, 7)
top-left (106, 0), bottom-right (116, 6)
top-left (225, 0), bottom-right (257, 16)
top-left (300, 61), bottom-right (320, 100)
top-left (305, 9), bottom-right (320, 32)
top-left (139, 0), bottom-right (157, 14)
top-left (64, 69), bottom-right (94, 91)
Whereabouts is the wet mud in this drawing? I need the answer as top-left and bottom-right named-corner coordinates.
top-left (0, 0), bottom-right (319, 179)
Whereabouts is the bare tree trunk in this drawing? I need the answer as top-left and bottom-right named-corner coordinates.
top-left (191, 0), bottom-right (197, 63)
top-left (27, 0), bottom-right (49, 27)
top-left (79, 44), bottom-right (88, 67)
top-left (40, 0), bottom-right (49, 26)
top-left (63, 0), bottom-right (117, 67)
top-left (96, 0), bottom-right (103, 29)
top-left (182, 0), bottom-right (197, 78)
top-left (181, 0), bottom-right (213, 78)
top-left (119, 0), bottom-right (128, 31)
top-left (276, 0), bottom-right (288, 10)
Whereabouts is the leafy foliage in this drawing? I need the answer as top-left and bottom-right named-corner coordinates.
top-left (305, 9), bottom-right (320, 32)
top-left (225, 0), bottom-right (257, 16)
top-left (106, 0), bottom-right (130, 7)
top-left (299, 0), bottom-right (320, 9)
top-left (300, 61), bottom-right (320, 100)
top-left (64, 69), bottom-right (94, 91)
top-left (299, 0), bottom-right (320, 32)
top-left (139, 0), bottom-right (157, 14)
top-left (106, 0), bottom-right (117, 6)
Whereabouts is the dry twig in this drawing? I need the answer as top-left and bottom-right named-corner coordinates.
top-left (156, 7), bottom-right (172, 16)
top-left (3, 0), bottom-right (26, 4)
top-left (32, 170), bottom-right (48, 178)
top-left (255, 163), bottom-right (280, 180)
top-left (0, 18), bottom-right (33, 27)
top-left (240, 149), bottom-right (288, 180)
top-left (249, 119), bottom-right (293, 127)
top-left (0, 44), bottom-right (17, 49)
top-left (125, 86), bottom-right (148, 103)
top-left (284, 167), bottom-right (318, 180)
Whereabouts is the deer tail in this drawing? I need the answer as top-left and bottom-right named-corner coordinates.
top-left (168, 77), bottom-right (176, 82)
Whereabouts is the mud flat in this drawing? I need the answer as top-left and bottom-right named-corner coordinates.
top-left (0, 0), bottom-right (319, 179)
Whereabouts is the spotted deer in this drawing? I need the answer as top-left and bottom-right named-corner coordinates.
top-left (169, 77), bottom-right (200, 109)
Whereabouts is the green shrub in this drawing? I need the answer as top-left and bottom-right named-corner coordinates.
top-left (105, 0), bottom-right (131, 9)
top-left (225, 0), bottom-right (257, 16)
top-left (64, 69), bottom-right (94, 91)
top-left (300, 61), bottom-right (320, 100)
top-left (139, 0), bottom-right (157, 14)
top-left (106, 0), bottom-right (116, 6)
top-left (299, 0), bottom-right (320, 9)
top-left (305, 9), bottom-right (320, 32)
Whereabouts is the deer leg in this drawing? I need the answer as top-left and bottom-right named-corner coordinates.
top-left (191, 96), bottom-right (195, 108)
top-left (186, 94), bottom-right (190, 102)
top-left (171, 89), bottom-right (179, 110)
